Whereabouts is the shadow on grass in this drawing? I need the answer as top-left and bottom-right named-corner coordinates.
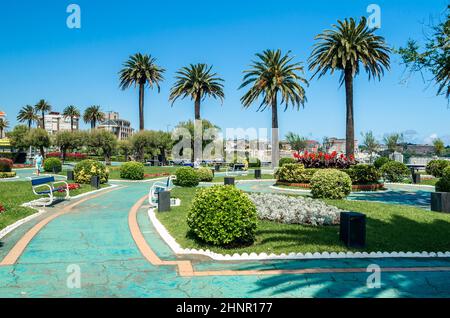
top-left (349, 190), bottom-right (431, 209)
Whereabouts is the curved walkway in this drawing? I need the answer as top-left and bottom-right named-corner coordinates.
top-left (0, 178), bottom-right (449, 297)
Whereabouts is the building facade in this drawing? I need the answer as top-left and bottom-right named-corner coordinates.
top-left (328, 137), bottom-right (359, 154)
top-left (44, 112), bottom-right (79, 134)
top-left (97, 111), bottom-right (134, 140)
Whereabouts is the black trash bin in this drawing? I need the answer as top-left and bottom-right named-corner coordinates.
top-left (215, 164), bottom-right (220, 172)
top-left (67, 170), bottom-right (74, 181)
top-left (254, 169), bottom-right (261, 179)
top-left (340, 212), bottom-right (366, 248)
top-left (90, 176), bottom-right (100, 189)
top-left (158, 191), bottom-right (171, 212)
top-left (224, 177), bottom-right (235, 186)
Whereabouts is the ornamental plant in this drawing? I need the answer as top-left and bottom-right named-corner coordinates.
top-left (380, 161), bottom-right (410, 183)
top-left (373, 156), bottom-right (391, 169)
top-left (187, 185), bottom-right (258, 246)
top-left (0, 172), bottom-right (17, 179)
top-left (275, 164), bottom-right (319, 183)
top-left (0, 203), bottom-right (5, 213)
top-left (173, 167), bottom-right (199, 187)
top-left (293, 151), bottom-right (356, 169)
top-left (426, 159), bottom-right (450, 178)
top-left (0, 158), bottom-right (13, 172)
top-left (436, 166), bottom-right (450, 192)
top-left (278, 157), bottom-right (296, 167)
top-left (196, 167), bottom-right (213, 182)
top-left (345, 164), bottom-right (381, 185)
top-left (310, 169), bottom-right (352, 199)
top-left (120, 161), bottom-right (145, 180)
top-left (74, 160), bottom-right (109, 184)
top-left (43, 157), bottom-right (62, 173)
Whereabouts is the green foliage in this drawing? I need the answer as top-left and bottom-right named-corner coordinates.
top-left (83, 105), bottom-right (104, 129)
top-left (436, 166), bottom-right (450, 192)
top-left (0, 172), bottom-right (16, 178)
top-left (7, 125), bottom-right (30, 151)
top-left (278, 157), bottom-right (296, 167)
top-left (310, 169), bottom-right (352, 199)
top-left (380, 161), bottom-right (410, 182)
top-left (275, 164), bottom-right (318, 183)
top-left (55, 131), bottom-right (85, 160)
top-left (285, 132), bottom-right (307, 153)
top-left (74, 160), bottom-right (109, 184)
top-left (187, 185), bottom-right (258, 246)
top-left (426, 159), bottom-right (450, 177)
top-left (86, 130), bottom-right (117, 163)
top-left (173, 167), bottom-right (199, 187)
top-left (25, 128), bottom-right (50, 155)
top-left (374, 156), bottom-right (391, 169)
top-left (383, 133), bottom-right (404, 154)
top-left (196, 167), bottom-right (213, 182)
top-left (43, 157), bottom-right (62, 172)
top-left (120, 161), bottom-right (145, 180)
top-left (247, 157), bottom-right (261, 168)
top-left (130, 130), bottom-right (159, 161)
top-left (433, 138), bottom-right (446, 156)
top-left (345, 164), bottom-right (381, 185)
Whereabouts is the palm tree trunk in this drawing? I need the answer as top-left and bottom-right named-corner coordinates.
top-left (271, 94), bottom-right (279, 168)
top-left (0, 128), bottom-right (3, 139)
top-left (28, 120), bottom-right (32, 130)
top-left (139, 83), bottom-right (145, 131)
top-left (70, 117), bottom-right (74, 132)
top-left (344, 67), bottom-right (355, 157)
top-left (194, 94), bottom-right (201, 120)
top-left (40, 146), bottom-right (45, 157)
top-left (41, 112), bottom-right (45, 129)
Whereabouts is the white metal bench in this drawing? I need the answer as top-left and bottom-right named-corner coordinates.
top-left (149, 176), bottom-right (177, 207)
top-left (31, 176), bottom-right (70, 207)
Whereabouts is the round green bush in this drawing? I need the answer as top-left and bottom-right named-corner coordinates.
top-left (187, 185), bottom-right (258, 246)
top-left (278, 157), bottom-right (296, 167)
top-left (275, 164), bottom-right (319, 183)
top-left (426, 159), bottom-right (450, 177)
top-left (120, 161), bottom-right (144, 180)
top-left (374, 156), bottom-right (391, 169)
top-left (247, 157), bottom-right (261, 168)
top-left (196, 167), bottom-right (213, 182)
top-left (380, 161), bottom-right (410, 183)
top-left (173, 167), bottom-right (199, 187)
top-left (0, 158), bottom-right (13, 172)
top-left (436, 166), bottom-right (450, 192)
top-left (310, 169), bottom-right (352, 199)
top-left (74, 160), bottom-right (109, 184)
top-left (345, 164), bottom-right (381, 185)
top-left (43, 157), bottom-right (62, 173)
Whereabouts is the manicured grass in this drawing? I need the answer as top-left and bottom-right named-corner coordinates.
top-left (0, 181), bottom-right (108, 231)
top-left (212, 173), bottom-right (274, 183)
top-left (419, 178), bottom-right (438, 186)
top-left (156, 187), bottom-right (450, 254)
top-left (59, 165), bottom-right (179, 180)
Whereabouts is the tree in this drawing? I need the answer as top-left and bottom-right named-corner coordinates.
top-left (119, 53), bottom-right (165, 130)
top-left (83, 105), bottom-right (104, 129)
top-left (118, 140), bottom-right (133, 161)
top-left (154, 131), bottom-right (173, 164)
top-left (309, 17), bottom-right (390, 157)
top-left (360, 131), bottom-right (379, 163)
top-left (6, 125), bottom-right (29, 151)
top-left (397, 6), bottom-right (449, 100)
top-left (26, 128), bottom-right (51, 157)
top-left (130, 130), bottom-right (158, 161)
top-left (17, 105), bottom-right (38, 130)
top-left (169, 64), bottom-right (225, 120)
top-left (384, 133), bottom-right (404, 154)
top-left (285, 132), bottom-right (307, 154)
top-left (55, 131), bottom-right (84, 162)
top-left (433, 138), bottom-right (445, 156)
top-left (35, 99), bottom-right (52, 129)
top-left (87, 130), bottom-right (118, 164)
top-left (63, 105), bottom-right (80, 131)
top-left (240, 49), bottom-right (308, 168)
top-left (0, 118), bottom-right (8, 139)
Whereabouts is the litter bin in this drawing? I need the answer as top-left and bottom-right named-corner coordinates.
top-left (340, 212), bottom-right (366, 248)
top-left (90, 176), bottom-right (100, 189)
top-left (254, 169), bottom-right (261, 179)
top-left (158, 191), bottom-right (171, 212)
top-left (224, 177), bottom-right (235, 186)
top-left (67, 170), bottom-right (74, 181)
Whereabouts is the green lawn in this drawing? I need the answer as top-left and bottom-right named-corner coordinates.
top-left (212, 173), bottom-right (274, 183)
top-left (419, 178), bottom-right (438, 186)
top-left (0, 181), bottom-right (108, 231)
top-left (59, 165), bottom-right (179, 180)
top-left (156, 187), bottom-right (450, 254)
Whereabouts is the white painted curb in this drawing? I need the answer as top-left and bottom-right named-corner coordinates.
top-left (0, 208), bottom-right (45, 240)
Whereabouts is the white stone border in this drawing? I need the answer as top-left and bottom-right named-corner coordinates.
top-left (0, 176), bottom-right (20, 181)
top-left (148, 208), bottom-right (450, 261)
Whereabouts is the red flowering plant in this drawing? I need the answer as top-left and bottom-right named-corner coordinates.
top-left (0, 203), bottom-right (5, 213)
top-left (57, 183), bottom-right (81, 192)
top-left (144, 173), bottom-right (171, 178)
top-left (293, 151), bottom-right (356, 169)
top-left (47, 152), bottom-right (87, 161)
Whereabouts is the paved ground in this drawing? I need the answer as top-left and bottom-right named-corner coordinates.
top-left (0, 171), bottom-right (449, 297)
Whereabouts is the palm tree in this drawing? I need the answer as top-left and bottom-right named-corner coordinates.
top-left (34, 99), bottom-right (52, 129)
top-left (169, 64), bottom-right (224, 120)
top-left (383, 133), bottom-right (403, 154)
top-left (63, 105), bottom-right (80, 131)
top-left (240, 49), bottom-right (308, 168)
top-left (285, 132), bottom-right (308, 154)
top-left (309, 17), bottom-right (390, 157)
top-left (119, 53), bottom-right (165, 130)
top-left (0, 118), bottom-right (8, 139)
top-left (17, 105), bottom-right (38, 130)
top-left (83, 105), bottom-right (105, 129)
top-left (360, 131), bottom-right (379, 163)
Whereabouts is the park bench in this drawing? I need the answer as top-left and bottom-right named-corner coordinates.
top-left (148, 175), bottom-right (177, 207)
top-left (225, 163), bottom-right (248, 176)
top-left (31, 176), bottom-right (70, 207)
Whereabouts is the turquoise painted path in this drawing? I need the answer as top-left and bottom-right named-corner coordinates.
top-left (0, 174), bottom-right (449, 297)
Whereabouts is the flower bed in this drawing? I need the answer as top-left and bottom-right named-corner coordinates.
top-left (275, 181), bottom-right (385, 191)
top-left (47, 152), bottom-right (87, 161)
top-left (57, 183), bottom-right (81, 192)
top-left (144, 172), bottom-right (171, 178)
top-left (249, 193), bottom-right (341, 226)
top-left (0, 204), bottom-right (5, 213)
top-left (293, 151), bottom-right (356, 169)
top-left (13, 164), bottom-right (34, 169)
top-left (0, 172), bottom-right (17, 179)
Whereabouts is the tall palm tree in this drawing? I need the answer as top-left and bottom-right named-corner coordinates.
top-left (17, 105), bottom-right (38, 130)
top-left (0, 118), bottom-right (8, 139)
top-left (240, 49), bottom-right (308, 168)
top-left (63, 105), bottom-right (80, 131)
top-left (169, 64), bottom-right (225, 120)
top-left (119, 53), bottom-right (165, 130)
top-left (309, 17), bottom-right (390, 157)
top-left (83, 105), bottom-right (105, 129)
top-left (34, 99), bottom-right (52, 129)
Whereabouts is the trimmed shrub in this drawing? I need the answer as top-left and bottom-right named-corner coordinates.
top-left (247, 157), bottom-right (261, 168)
top-left (380, 161), bottom-right (410, 183)
top-left (74, 160), bottom-right (109, 184)
top-left (0, 172), bottom-right (16, 179)
top-left (310, 169), bottom-right (352, 199)
top-left (345, 164), bottom-right (381, 185)
top-left (278, 157), bottom-right (296, 167)
top-left (436, 166), bottom-right (450, 192)
top-left (120, 161), bottom-right (144, 180)
top-left (196, 167), bottom-right (213, 182)
top-left (426, 159), bottom-right (450, 177)
top-left (187, 185), bottom-right (258, 246)
top-left (275, 164), bottom-right (319, 183)
top-left (374, 156), bottom-right (391, 169)
top-left (173, 167), bottom-right (199, 187)
top-left (0, 158), bottom-right (13, 172)
top-left (43, 157), bottom-right (62, 173)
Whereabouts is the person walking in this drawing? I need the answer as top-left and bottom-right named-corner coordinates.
top-left (34, 153), bottom-right (43, 176)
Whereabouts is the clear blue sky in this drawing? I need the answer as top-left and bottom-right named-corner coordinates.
top-left (0, 0), bottom-right (448, 145)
